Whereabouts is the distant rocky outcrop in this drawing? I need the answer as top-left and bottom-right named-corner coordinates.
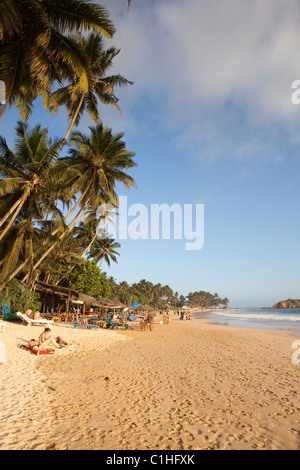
top-left (271, 299), bottom-right (300, 309)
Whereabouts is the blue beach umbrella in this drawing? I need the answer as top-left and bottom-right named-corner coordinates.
top-left (130, 302), bottom-right (141, 309)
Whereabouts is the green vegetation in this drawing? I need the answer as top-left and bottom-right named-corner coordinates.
top-left (68, 259), bottom-right (111, 299)
top-left (0, 1), bottom-right (229, 312)
top-left (104, 278), bottom-right (228, 311)
top-left (0, 1), bottom-right (135, 292)
top-left (188, 291), bottom-right (229, 309)
top-left (0, 276), bottom-right (41, 313)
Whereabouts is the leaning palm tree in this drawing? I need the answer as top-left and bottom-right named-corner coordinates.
top-left (89, 235), bottom-right (120, 269)
top-left (0, 0), bottom-right (115, 119)
top-left (0, 122), bottom-right (65, 241)
top-left (38, 231), bottom-right (84, 286)
top-left (0, 198), bottom-right (64, 286)
top-left (49, 32), bottom-right (133, 144)
top-left (21, 123), bottom-right (136, 280)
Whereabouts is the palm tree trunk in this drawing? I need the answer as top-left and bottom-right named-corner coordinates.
top-left (0, 258), bottom-right (29, 292)
top-left (52, 93), bottom-right (85, 161)
top-left (63, 179), bottom-right (92, 224)
top-left (21, 201), bottom-right (90, 284)
top-left (81, 227), bottom-right (99, 257)
top-left (0, 191), bottom-right (27, 228)
top-left (64, 93), bottom-right (85, 142)
top-left (16, 183), bottom-right (92, 286)
top-left (0, 190), bottom-right (29, 242)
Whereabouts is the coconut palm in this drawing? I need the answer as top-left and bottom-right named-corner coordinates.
top-left (74, 203), bottom-right (118, 258)
top-left (0, 122), bottom-right (64, 241)
top-left (38, 231), bottom-right (84, 286)
top-left (89, 235), bottom-right (120, 269)
top-left (49, 32), bottom-right (133, 144)
top-left (22, 123), bottom-right (136, 278)
top-left (0, 197), bottom-right (64, 286)
top-left (0, 0), bottom-right (115, 118)
top-left (60, 123), bottom-right (136, 218)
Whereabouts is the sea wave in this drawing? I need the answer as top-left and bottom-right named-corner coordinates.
top-left (214, 311), bottom-right (300, 322)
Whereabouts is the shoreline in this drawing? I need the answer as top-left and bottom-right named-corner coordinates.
top-left (192, 308), bottom-right (300, 338)
top-left (0, 317), bottom-right (299, 450)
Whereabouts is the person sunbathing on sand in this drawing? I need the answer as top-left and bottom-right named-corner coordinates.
top-left (39, 328), bottom-right (67, 350)
top-left (27, 339), bottom-right (39, 354)
top-left (24, 339), bottom-right (55, 355)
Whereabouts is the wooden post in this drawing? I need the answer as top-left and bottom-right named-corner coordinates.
top-left (66, 293), bottom-right (70, 314)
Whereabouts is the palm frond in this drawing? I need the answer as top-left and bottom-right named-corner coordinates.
top-left (44, 0), bottom-right (115, 38)
top-left (0, 177), bottom-right (25, 196)
top-left (49, 31), bottom-right (91, 92)
top-left (1, 230), bottom-right (24, 279)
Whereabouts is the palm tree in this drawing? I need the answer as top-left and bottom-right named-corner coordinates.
top-left (49, 32), bottom-right (133, 144)
top-left (61, 123), bottom-right (136, 217)
top-left (39, 231), bottom-right (83, 286)
top-left (0, 197), bottom-right (64, 287)
top-left (73, 203), bottom-right (118, 257)
top-left (89, 235), bottom-right (120, 268)
top-left (22, 123), bottom-right (136, 278)
top-left (0, 0), bottom-right (115, 119)
top-left (0, 122), bottom-right (64, 242)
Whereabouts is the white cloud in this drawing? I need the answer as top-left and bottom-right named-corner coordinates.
top-left (101, 0), bottom-right (300, 162)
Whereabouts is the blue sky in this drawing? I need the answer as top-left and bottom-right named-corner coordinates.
top-left (1, 0), bottom-right (300, 307)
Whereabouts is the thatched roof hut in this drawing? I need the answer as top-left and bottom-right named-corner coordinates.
top-left (109, 298), bottom-right (127, 309)
top-left (34, 281), bottom-right (103, 314)
top-left (76, 293), bottom-right (103, 309)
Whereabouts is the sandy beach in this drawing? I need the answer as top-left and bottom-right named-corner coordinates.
top-left (0, 316), bottom-right (299, 450)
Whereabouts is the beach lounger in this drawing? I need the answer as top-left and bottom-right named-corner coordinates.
top-left (73, 319), bottom-right (100, 330)
top-left (1, 304), bottom-right (19, 322)
top-left (16, 312), bottom-right (53, 328)
top-left (0, 322), bottom-right (6, 333)
top-left (105, 318), bottom-right (128, 331)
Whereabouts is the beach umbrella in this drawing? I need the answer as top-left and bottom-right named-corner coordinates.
top-left (130, 302), bottom-right (141, 309)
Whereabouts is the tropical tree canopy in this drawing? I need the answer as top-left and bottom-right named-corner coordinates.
top-left (67, 259), bottom-right (111, 298)
top-left (0, 120), bottom-right (136, 290)
top-left (48, 32), bottom-right (133, 142)
top-left (0, 0), bottom-right (115, 118)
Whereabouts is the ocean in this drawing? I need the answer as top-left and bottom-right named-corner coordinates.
top-left (194, 307), bottom-right (300, 336)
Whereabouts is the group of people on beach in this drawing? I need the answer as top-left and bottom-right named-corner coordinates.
top-left (177, 311), bottom-right (192, 320)
top-left (24, 328), bottom-right (68, 355)
top-left (26, 307), bottom-right (43, 320)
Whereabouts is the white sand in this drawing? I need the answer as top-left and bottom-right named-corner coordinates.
top-left (0, 317), bottom-right (299, 450)
top-left (0, 321), bottom-right (127, 450)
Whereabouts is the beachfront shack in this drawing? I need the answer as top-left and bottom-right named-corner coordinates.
top-left (76, 293), bottom-right (103, 315)
top-left (33, 281), bottom-right (79, 315)
top-left (33, 281), bottom-right (104, 316)
top-left (109, 298), bottom-right (127, 311)
top-left (32, 281), bottom-right (129, 324)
